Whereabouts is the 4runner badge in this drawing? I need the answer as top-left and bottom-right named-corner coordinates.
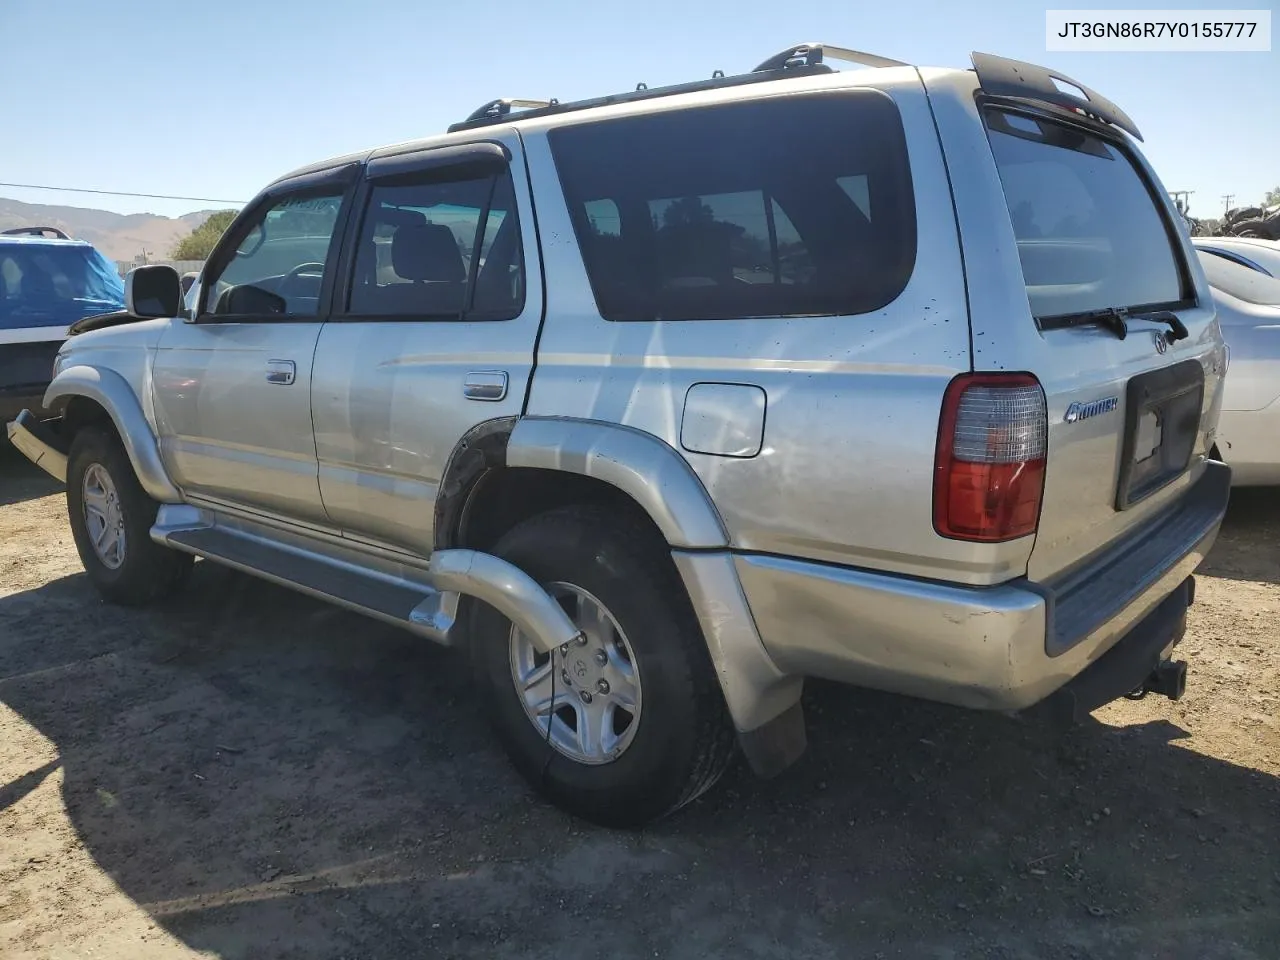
top-left (1064, 397), bottom-right (1118, 423)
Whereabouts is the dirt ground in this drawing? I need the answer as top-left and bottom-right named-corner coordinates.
top-left (0, 441), bottom-right (1276, 960)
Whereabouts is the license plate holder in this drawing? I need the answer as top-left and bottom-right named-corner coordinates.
top-left (1115, 359), bottom-right (1204, 511)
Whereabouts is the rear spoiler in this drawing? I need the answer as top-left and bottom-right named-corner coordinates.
top-left (971, 51), bottom-right (1142, 141)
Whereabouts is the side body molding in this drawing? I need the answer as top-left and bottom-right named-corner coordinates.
top-left (44, 364), bottom-right (182, 503)
top-left (506, 417), bottom-right (730, 549)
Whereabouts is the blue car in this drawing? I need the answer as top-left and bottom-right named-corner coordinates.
top-left (0, 227), bottom-right (125, 423)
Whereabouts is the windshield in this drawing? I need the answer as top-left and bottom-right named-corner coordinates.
top-left (985, 110), bottom-right (1188, 322)
top-left (1198, 251), bottom-right (1280, 306)
top-left (0, 243), bottom-right (125, 330)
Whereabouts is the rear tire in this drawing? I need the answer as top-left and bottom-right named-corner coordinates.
top-left (470, 505), bottom-right (736, 827)
top-left (66, 426), bottom-right (192, 606)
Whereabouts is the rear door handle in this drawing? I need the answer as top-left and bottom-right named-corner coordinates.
top-left (463, 371), bottom-right (508, 401)
top-left (266, 359), bottom-right (296, 385)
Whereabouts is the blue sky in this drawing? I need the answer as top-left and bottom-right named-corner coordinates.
top-left (3, 0), bottom-right (1276, 221)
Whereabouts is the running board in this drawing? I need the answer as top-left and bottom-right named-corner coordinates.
top-left (150, 504), bottom-right (582, 652)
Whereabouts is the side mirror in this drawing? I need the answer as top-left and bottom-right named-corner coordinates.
top-left (125, 265), bottom-right (182, 318)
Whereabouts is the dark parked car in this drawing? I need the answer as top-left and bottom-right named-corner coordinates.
top-left (0, 228), bottom-right (124, 423)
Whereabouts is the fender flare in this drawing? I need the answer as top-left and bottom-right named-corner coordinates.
top-left (505, 417), bottom-right (730, 549)
top-left (44, 365), bottom-right (182, 503)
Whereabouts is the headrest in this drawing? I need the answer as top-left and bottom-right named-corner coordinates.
top-left (391, 223), bottom-right (465, 283)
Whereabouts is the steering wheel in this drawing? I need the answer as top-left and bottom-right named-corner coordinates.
top-left (278, 262), bottom-right (326, 301)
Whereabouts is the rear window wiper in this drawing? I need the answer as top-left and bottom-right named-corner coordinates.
top-left (1039, 306), bottom-right (1189, 342)
top-left (1040, 306), bottom-right (1130, 339)
top-left (1130, 309), bottom-right (1189, 342)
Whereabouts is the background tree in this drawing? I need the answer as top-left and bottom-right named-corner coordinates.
top-left (1265, 185), bottom-right (1280, 207)
top-left (171, 210), bottom-right (238, 259)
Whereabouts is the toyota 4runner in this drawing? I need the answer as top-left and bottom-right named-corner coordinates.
top-left (7, 45), bottom-right (1231, 826)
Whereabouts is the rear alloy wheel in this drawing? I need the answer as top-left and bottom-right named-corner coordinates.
top-left (66, 426), bottom-right (192, 606)
top-left (509, 582), bottom-right (643, 765)
top-left (471, 505), bottom-right (736, 827)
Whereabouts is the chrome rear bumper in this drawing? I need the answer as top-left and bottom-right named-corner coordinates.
top-left (5, 409), bottom-right (67, 482)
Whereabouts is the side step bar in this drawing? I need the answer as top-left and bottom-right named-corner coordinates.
top-left (151, 505), bottom-right (580, 653)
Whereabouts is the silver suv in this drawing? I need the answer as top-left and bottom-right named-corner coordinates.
top-left (8, 45), bottom-right (1231, 826)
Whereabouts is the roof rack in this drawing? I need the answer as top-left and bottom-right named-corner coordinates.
top-left (448, 40), bottom-right (906, 134)
top-left (751, 42), bottom-right (909, 72)
top-left (2, 226), bottom-right (71, 240)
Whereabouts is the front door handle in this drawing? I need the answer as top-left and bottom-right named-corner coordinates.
top-left (463, 371), bottom-right (508, 402)
top-left (266, 359), bottom-right (296, 386)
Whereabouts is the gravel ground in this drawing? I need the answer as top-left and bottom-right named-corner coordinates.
top-left (1, 441), bottom-right (1277, 960)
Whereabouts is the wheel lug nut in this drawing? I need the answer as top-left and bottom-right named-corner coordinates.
top-left (579, 690), bottom-right (593, 704)
top-left (576, 632), bottom-right (588, 647)
top-left (559, 643), bottom-right (569, 656)
top-left (561, 669), bottom-right (572, 686)
top-left (596, 679), bottom-right (610, 695)
top-left (594, 650), bottom-right (608, 666)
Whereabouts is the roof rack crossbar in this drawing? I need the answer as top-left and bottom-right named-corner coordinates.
top-left (463, 98), bottom-right (560, 124)
top-left (752, 42), bottom-right (909, 73)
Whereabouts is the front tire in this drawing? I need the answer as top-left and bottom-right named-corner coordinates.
top-left (470, 505), bottom-right (736, 827)
top-left (66, 426), bottom-right (192, 605)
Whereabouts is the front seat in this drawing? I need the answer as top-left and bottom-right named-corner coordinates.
top-left (380, 223), bottom-right (467, 316)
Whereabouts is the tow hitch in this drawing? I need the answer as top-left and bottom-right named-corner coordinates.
top-left (1126, 658), bottom-right (1188, 702)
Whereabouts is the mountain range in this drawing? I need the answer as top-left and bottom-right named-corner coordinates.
top-left (0, 197), bottom-right (228, 263)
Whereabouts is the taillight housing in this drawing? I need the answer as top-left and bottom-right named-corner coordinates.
top-left (934, 373), bottom-right (1047, 542)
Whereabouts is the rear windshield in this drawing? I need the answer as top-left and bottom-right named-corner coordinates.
top-left (550, 91), bottom-right (917, 321)
top-left (1198, 250), bottom-right (1280, 306)
top-left (0, 243), bottom-right (125, 329)
top-left (985, 110), bottom-right (1188, 322)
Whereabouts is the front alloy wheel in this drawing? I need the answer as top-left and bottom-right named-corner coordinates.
top-left (81, 462), bottom-right (127, 569)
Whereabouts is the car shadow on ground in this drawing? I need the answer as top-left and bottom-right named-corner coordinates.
top-left (0, 442), bottom-right (60, 507)
top-left (1, 561), bottom-right (1277, 960)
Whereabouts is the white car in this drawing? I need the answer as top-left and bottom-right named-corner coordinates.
top-left (1194, 247), bottom-right (1280, 486)
top-left (1193, 236), bottom-right (1280, 278)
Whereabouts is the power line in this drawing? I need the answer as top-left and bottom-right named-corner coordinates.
top-left (0, 181), bottom-right (247, 205)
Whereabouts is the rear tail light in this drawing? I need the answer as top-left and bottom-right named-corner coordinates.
top-left (934, 373), bottom-right (1047, 542)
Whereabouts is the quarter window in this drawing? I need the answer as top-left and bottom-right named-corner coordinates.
top-left (550, 92), bottom-right (917, 321)
top-left (347, 169), bottom-right (523, 320)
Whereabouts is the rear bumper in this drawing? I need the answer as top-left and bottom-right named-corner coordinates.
top-left (734, 461), bottom-right (1230, 713)
top-left (5, 409), bottom-right (68, 482)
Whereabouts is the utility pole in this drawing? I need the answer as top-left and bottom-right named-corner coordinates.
top-left (1222, 194), bottom-right (1235, 214)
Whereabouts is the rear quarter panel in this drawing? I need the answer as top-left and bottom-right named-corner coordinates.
top-left (521, 71), bottom-right (1036, 584)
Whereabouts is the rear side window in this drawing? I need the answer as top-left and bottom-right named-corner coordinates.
top-left (985, 110), bottom-right (1189, 322)
top-left (347, 170), bottom-right (523, 321)
top-left (550, 92), bottom-right (916, 321)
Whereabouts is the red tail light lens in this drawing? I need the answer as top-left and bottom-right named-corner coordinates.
top-left (934, 373), bottom-right (1047, 542)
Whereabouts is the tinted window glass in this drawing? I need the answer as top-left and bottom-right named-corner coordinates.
top-left (348, 171), bottom-right (523, 320)
top-left (1199, 251), bottom-right (1280, 306)
top-left (0, 244), bottom-right (124, 330)
top-left (550, 92), bottom-right (916, 321)
top-left (986, 110), bottom-right (1187, 320)
top-left (204, 192), bottom-right (343, 317)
